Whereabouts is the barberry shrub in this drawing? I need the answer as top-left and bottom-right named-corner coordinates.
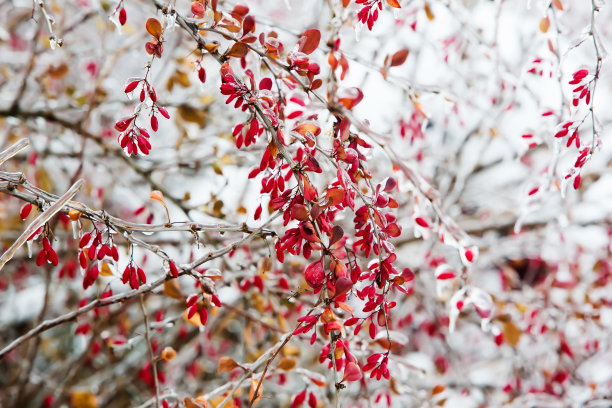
top-left (0, 0), bottom-right (611, 407)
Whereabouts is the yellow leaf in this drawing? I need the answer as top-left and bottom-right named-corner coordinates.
top-left (539, 17), bottom-right (550, 33)
top-left (184, 397), bottom-right (207, 408)
top-left (70, 391), bottom-right (98, 408)
top-left (209, 394), bottom-right (238, 408)
top-left (175, 70), bottom-right (191, 87)
top-left (183, 309), bottom-right (203, 327)
top-left (424, 3), bottom-right (434, 20)
top-left (164, 280), bottom-right (185, 300)
top-left (35, 167), bottom-right (54, 193)
top-left (47, 63), bottom-right (69, 79)
top-left (282, 345), bottom-right (301, 357)
top-left (278, 356), bottom-right (297, 371)
top-left (177, 105), bottom-right (207, 127)
top-left (502, 321), bottom-right (522, 347)
top-left (100, 261), bottom-right (113, 277)
top-left (220, 154), bottom-right (235, 165)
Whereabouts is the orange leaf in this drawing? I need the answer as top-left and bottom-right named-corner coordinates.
top-left (390, 49), bottom-right (409, 67)
top-left (502, 321), bottom-right (522, 347)
top-left (292, 123), bottom-right (321, 137)
top-left (217, 356), bottom-right (239, 373)
top-left (249, 378), bottom-right (262, 405)
top-left (164, 280), bottom-right (185, 300)
top-left (424, 3), bottom-right (434, 20)
top-left (150, 190), bottom-right (170, 222)
top-left (298, 29), bottom-right (321, 55)
top-left (552, 0), bottom-right (563, 10)
top-left (539, 17), bottom-right (550, 33)
top-left (432, 384), bottom-right (446, 395)
top-left (412, 99), bottom-right (428, 118)
top-left (70, 391), bottom-right (98, 408)
top-left (387, 0), bottom-right (401, 8)
top-left (226, 42), bottom-right (249, 58)
top-left (184, 397), bottom-right (208, 408)
top-left (278, 356), bottom-right (297, 371)
top-left (325, 188), bottom-right (345, 207)
top-left (336, 301), bottom-right (354, 314)
top-left (183, 309), bottom-right (203, 327)
top-left (150, 190), bottom-right (165, 204)
top-left (146, 18), bottom-right (163, 38)
top-left (100, 261), bottom-right (113, 277)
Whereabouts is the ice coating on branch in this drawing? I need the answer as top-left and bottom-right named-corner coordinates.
top-left (448, 287), bottom-right (467, 333)
top-left (449, 286), bottom-right (494, 333)
top-left (161, 7), bottom-right (177, 33)
top-left (470, 287), bottom-right (494, 331)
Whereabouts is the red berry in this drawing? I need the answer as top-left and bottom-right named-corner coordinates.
top-left (20, 203), bottom-right (32, 220)
top-left (119, 8), bottom-right (127, 25)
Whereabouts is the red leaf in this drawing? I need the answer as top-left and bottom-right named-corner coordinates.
top-left (337, 87), bottom-right (363, 110)
top-left (292, 390), bottom-right (307, 407)
top-left (191, 2), bottom-right (206, 18)
top-left (329, 225), bottom-right (344, 246)
top-left (242, 15), bottom-right (255, 36)
top-left (335, 277), bottom-right (352, 297)
top-left (415, 217), bottom-right (429, 228)
top-left (298, 29), bottom-right (321, 55)
top-left (384, 223), bottom-right (401, 238)
top-left (344, 362), bottom-right (363, 382)
top-left (389, 49), bottom-right (409, 66)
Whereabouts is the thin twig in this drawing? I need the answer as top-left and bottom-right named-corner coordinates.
top-left (0, 217), bottom-right (273, 358)
top-left (139, 295), bottom-right (160, 408)
top-left (0, 178), bottom-right (84, 272)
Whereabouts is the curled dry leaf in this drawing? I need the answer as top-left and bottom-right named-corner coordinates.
top-left (226, 42), bottom-right (249, 58)
top-left (150, 190), bottom-right (170, 222)
top-left (249, 377), bottom-right (263, 405)
top-left (217, 356), bottom-right (239, 373)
